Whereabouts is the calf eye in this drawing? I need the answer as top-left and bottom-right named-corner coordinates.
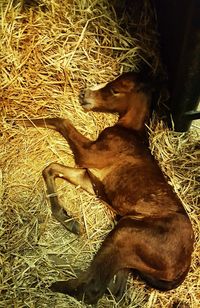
top-left (111, 88), bottom-right (120, 95)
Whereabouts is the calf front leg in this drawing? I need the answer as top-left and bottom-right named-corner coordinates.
top-left (13, 118), bottom-right (92, 165)
top-left (13, 118), bottom-right (90, 144)
top-left (42, 162), bottom-right (95, 234)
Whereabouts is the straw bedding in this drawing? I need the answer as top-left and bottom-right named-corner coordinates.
top-left (0, 0), bottom-right (199, 307)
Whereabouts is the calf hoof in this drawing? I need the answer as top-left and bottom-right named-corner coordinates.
top-left (6, 119), bottom-right (17, 127)
top-left (50, 279), bottom-right (85, 301)
top-left (6, 119), bottom-right (30, 128)
top-left (64, 218), bottom-right (81, 235)
top-left (107, 269), bottom-right (129, 301)
top-left (54, 208), bottom-right (81, 235)
top-left (50, 276), bottom-right (104, 305)
top-left (50, 280), bottom-right (72, 294)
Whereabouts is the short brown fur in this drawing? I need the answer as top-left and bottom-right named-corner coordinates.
top-left (15, 72), bottom-right (194, 304)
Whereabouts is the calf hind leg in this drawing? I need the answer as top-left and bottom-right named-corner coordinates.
top-left (50, 223), bottom-right (130, 304)
top-left (42, 162), bottom-right (95, 234)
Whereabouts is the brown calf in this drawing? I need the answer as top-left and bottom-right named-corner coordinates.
top-left (16, 72), bottom-right (194, 304)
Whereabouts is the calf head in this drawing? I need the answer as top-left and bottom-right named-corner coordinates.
top-left (79, 72), bottom-right (153, 130)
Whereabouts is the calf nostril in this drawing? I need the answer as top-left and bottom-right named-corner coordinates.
top-left (79, 89), bottom-right (85, 100)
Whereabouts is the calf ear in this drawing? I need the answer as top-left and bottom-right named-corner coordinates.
top-left (121, 79), bottom-right (136, 92)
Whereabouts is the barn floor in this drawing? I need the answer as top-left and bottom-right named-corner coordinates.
top-left (0, 0), bottom-right (199, 307)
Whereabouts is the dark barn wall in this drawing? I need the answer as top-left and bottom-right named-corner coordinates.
top-left (153, 0), bottom-right (200, 131)
top-left (111, 0), bottom-right (200, 131)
